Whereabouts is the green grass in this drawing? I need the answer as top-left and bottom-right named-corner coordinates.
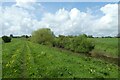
top-left (2, 38), bottom-right (119, 78)
top-left (89, 38), bottom-right (118, 58)
top-left (0, 38), bottom-right (2, 78)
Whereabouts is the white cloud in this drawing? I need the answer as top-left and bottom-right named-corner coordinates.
top-left (14, 0), bottom-right (37, 11)
top-left (39, 8), bottom-right (95, 36)
top-left (15, 0), bottom-right (36, 6)
top-left (1, 3), bottom-right (118, 37)
top-left (1, 6), bottom-right (36, 36)
top-left (93, 4), bottom-right (118, 36)
top-left (40, 4), bottom-right (118, 37)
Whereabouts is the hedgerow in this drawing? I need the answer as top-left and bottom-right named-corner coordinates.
top-left (31, 28), bottom-right (95, 53)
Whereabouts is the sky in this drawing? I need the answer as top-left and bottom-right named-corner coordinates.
top-left (0, 0), bottom-right (118, 37)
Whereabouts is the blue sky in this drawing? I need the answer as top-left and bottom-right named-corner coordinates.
top-left (40, 2), bottom-right (117, 18)
top-left (2, 2), bottom-right (116, 17)
top-left (41, 2), bottom-right (114, 12)
top-left (0, 1), bottom-right (118, 37)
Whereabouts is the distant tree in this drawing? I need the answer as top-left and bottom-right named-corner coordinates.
top-left (10, 34), bottom-right (13, 38)
top-left (31, 28), bottom-right (55, 46)
top-left (88, 35), bottom-right (93, 38)
top-left (21, 35), bottom-right (29, 38)
top-left (79, 34), bottom-right (87, 38)
top-left (101, 36), bottom-right (104, 38)
top-left (106, 36), bottom-right (112, 38)
top-left (25, 35), bottom-right (29, 38)
top-left (21, 35), bottom-right (26, 38)
top-left (2, 36), bottom-right (11, 43)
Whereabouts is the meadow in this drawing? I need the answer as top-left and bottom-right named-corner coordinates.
top-left (90, 38), bottom-right (118, 58)
top-left (0, 38), bottom-right (2, 78)
top-left (2, 38), bottom-right (119, 78)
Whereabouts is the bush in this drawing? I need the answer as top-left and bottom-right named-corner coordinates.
top-left (31, 28), bottom-right (94, 53)
top-left (53, 34), bottom-right (95, 53)
top-left (2, 36), bottom-right (11, 43)
top-left (31, 28), bottom-right (55, 46)
top-left (73, 35), bottom-right (94, 53)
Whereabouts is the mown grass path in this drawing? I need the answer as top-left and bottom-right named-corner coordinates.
top-left (2, 39), bottom-right (25, 78)
top-left (2, 39), bottom-right (39, 78)
top-left (21, 41), bottom-right (39, 78)
top-left (2, 39), bottom-right (120, 78)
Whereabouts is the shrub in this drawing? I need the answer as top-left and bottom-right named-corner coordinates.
top-left (31, 28), bottom-right (94, 53)
top-left (53, 35), bottom-right (71, 49)
top-left (2, 36), bottom-right (11, 43)
top-left (31, 28), bottom-right (55, 46)
top-left (72, 35), bottom-right (94, 53)
top-left (53, 38), bottom-right (59, 47)
top-left (53, 34), bottom-right (95, 53)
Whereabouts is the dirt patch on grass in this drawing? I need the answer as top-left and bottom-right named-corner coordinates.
top-left (80, 50), bottom-right (119, 67)
top-left (90, 50), bottom-right (119, 67)
top-left (53, 47), bottom-right (120, 67)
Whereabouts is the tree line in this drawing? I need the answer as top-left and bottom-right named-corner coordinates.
top-left (2, 28), bottom-right (119, 54)
top-left (2, 35), bottom-right (31, 43)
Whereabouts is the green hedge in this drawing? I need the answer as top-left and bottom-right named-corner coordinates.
top-left (31, 28), bottom-right (94, 53)
top-left (53, 35), bottom-right (94, 53)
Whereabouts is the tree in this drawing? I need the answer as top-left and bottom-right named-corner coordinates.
top-left (31, 28), bottom-right (55, 46)
top-left (88, 35), bottom-right (93, 38)
top-left (25, 35), bottom-right (29, 38)
top-left (10, 34), bottom-right (13, 38)
top-left (81, 34), bottom-right (87, 38)
top-left (2, 36), bottom-right (11, 43)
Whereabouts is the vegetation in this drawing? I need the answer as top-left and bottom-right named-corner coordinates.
top-left (0, 38), bottom-right (2, 78)
top-left (2, 36), bottom-right (11, 43)
top-left (2, 38), bottom-right (119, 78)
top-left (31, 28), bottom-right (55, 46)
top-left (1, 28), bottom-right (119, 78)
top-left (53, 35), bottom-right (94, 53)
top-left (89, 38), bottom-right (118, 58)
top-left (10, 34), bottom-right (13, 38)
top-left (30, 28), bottom-right (94, 53)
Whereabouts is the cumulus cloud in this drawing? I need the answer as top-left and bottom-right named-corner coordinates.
top-left (38, 4), bottom-right (118, 37)
top-left (93, 4), bottom-right (118, 36)
top-left (1, 6), bottom-right (37, 36)
top-left (39, 8), bottom-right (95, 36)
top-left (1, 3), bottom-right (118, 37)
top-left (15, 0), bottom-right (37, 10)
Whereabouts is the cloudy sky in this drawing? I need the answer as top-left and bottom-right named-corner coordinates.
top-left (0, 0), bottom-right (118, 37)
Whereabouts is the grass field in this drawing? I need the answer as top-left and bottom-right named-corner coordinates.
top-left (2, 38), bottom-right (119, 78)
top-left (0, 38), bottom-right (2, 78)
top-left (90, 38), bottom-right (118, 58)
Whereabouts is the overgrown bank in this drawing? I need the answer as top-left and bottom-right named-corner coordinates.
top-left (30, 28), bottom-right (95, 54)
